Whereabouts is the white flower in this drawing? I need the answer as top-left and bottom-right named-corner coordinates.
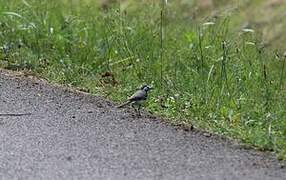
top-left (203, 22), bottom-right (215, 26)
top-left (245, 42), bottom-right (255, 46)
top-left (242, 28), bottom-right (255, 33)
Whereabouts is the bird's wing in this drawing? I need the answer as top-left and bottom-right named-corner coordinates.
top-left (128, 90), bottom-right (147, 101)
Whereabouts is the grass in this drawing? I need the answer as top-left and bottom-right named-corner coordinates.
top-left (0, 0), bottom-right (285, 160)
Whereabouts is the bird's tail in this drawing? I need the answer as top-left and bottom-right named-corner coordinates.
top-left (117, 100), bottom-right (131, 108)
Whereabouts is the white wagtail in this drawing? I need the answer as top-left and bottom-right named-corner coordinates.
top-left (117, 85), bottom-right (153, 116)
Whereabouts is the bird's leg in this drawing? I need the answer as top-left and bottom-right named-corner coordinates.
top-left (131, 103), bottom-right (137, 114)
top-left (137, 104), bottom-right (141, 117)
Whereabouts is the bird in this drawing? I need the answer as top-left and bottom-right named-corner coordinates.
top-left (117, 85), bottom-right (153, 116)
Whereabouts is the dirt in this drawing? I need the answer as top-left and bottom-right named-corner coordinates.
top-left (0, 69), bottom-right (285, 180)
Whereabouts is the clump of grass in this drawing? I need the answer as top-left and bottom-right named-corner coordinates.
top-left (0, 0), bottom-right (285, 160)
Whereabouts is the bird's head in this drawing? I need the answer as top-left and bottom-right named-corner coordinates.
top-left (141, 85), bottom-right (153, 92)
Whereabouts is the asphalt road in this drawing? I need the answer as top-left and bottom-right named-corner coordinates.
top-left (0, 69), bottom-right (285, 180)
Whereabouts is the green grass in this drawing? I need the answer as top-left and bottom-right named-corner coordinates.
top-left (0, 0), bottom-right (285, 160)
